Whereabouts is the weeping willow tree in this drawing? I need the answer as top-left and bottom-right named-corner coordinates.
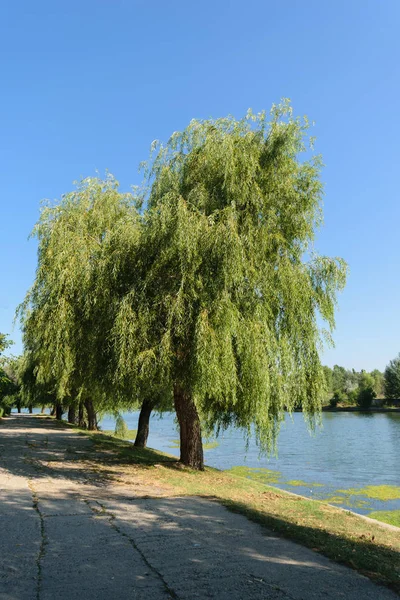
top-left (114, 100), bottom-right (347, 469)
top-left (18, 175), bottom-right (141, 429)
top-left (0, 336), bottom-right (19, 416)
top-left (16, 350), bottom-right (63, 415)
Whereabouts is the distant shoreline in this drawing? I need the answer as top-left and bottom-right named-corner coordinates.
top-left (322, 406), bottom-right (400, 413)
top-left (292, 406), bottom-right (400, 413)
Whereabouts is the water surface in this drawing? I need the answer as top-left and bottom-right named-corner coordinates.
top-left (101, 410), bottom-right (400, 516)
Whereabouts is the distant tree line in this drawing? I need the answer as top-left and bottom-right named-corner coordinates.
top-left (323, 357), bottom-right (400, 409)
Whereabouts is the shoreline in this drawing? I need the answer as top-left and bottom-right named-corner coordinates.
top-left (321, 406), bottom-right (400, 413)
top-left (291, 406), bottom-right (400, 413)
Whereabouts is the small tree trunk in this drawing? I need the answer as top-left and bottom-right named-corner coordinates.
top-left (174, 385), bottom-right (204, 470)
top-left (68, 406), bottom-right (77, 424)
top-left (78, 402), bottom-right (86, 428)
top-left (84, 399), bottom-right (98, 431)
top-left (17, 402), bottom-right (21, 414)
top-left (50, 405), bottom-right (56, 416)
top-left (55, 402), bottom-right (63, 420)
top-left (28, 405), bottom-right (33, 414)
top-left (41, 405), bottom-right (46, 414)
top-left (134, 398), bottom-right (155, 448)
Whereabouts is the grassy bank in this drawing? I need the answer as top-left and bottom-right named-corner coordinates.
top-left (28, 416), bottom-right (400, 594)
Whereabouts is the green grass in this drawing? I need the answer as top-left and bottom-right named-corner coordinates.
top-left (368, 510), bottom-right (400, 527)
top-left (103, 429), bottom-right (137, 440)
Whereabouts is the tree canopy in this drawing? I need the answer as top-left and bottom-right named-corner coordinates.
top-left (113, 101), bottom-right (347, 467)
top-left (384, 354), bottom-right (400, 400)
top-left (18, 175), bottom-right (141, 426)
top-left (18, 102), bottom-right (347, 469)
top-left (0, 335), bottom-right (18, 416)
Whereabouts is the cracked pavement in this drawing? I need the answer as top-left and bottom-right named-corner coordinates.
top-left (0, 415), bottom-right (398, 600)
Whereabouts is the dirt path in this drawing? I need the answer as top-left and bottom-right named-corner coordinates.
top-left (0, 415), bottom-right (397, 600)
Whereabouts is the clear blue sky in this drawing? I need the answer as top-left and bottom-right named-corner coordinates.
top-left (1, 0), bottom-right (399, 371)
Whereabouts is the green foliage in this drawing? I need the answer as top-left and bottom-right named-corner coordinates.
top-left (324, 367), bottom-right (384, 407)
top-left (0, 333), bottom-right (12, 354)
top-left (18, 353), bottom-right (49, 408)
top-left (330, 390), bottom-right (347, 407)
top-left (346, 389), bottom-right (359, 405)
top-left (358, 371), bottom-right (374, 392)
top-left (114, 101), bottom-right (347, 453)
top-left (331, 365), bottom-right (346, 392)
top-left (322, 366), bottom-right (333, 394)
top-left (0, 340), bottom-right (21, 413)
top-left (384, 354), bottom-right (400, 400)
top-left (370, 369), bottom-right (384, 397)
top-left (355, 371), bottom-right (376, 409)
top-left (114, 415), bottom-right (130, 439)
top-left (19, 102), bottom-right (348, 457)
top-left (18, 175), bottom-right (141, 416)
top-left (330, 365), bottom-right (359, 395)
top-left (356, 386), bottom-right (376, 409)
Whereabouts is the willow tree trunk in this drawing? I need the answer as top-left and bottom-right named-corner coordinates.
top-left (41, 405), bottom-right (46, 414)
top-left (55, 402), bottom-right (63, 420)
top-left (68, 406), bottom-right (77, 424)
top-left (134, 398), bottom-right (155, 448)
top-left (84, 399), bottom-right (97, 431)
top-left (174, 385), bottom-right (204, 470)
top-left (28, 405), bottom-right (33, 414)
top-left (78, 402), bottom-right (85, 428)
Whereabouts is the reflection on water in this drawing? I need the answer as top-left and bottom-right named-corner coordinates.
top-left (101, 410), bottom-right (400, 516)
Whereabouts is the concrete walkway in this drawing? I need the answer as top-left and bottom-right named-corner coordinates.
top-left (0, 415), bottom-right (397, 600)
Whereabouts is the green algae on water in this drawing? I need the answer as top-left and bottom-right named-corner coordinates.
top-left (203, 440), bottom-right (219, 450)
top-left (324, 495), bottom-right (346, 505)
top-left (368, 510), bottom-right (400, 528)
top-left (168, 439), bottom-right (180, 448)
top-left (336, 485), bottom-right (400, 501)
top-left (286, 480), bottom-right (324, 488)
top-left (228, 466), bottom-right (281, 484)
top-left (168, 439), bottom-right (219, 450)
top-left (324, 495), bottom-right (371, 509)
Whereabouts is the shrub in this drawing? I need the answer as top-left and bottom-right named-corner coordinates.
top-left (347, 389), bottom-right (359, 405)
top-left (114, 415), bottom-right (129, 439)
top-left (330, 390), bottom-right (347, 407)
top-left (357, 386), bottom-right (376, 409)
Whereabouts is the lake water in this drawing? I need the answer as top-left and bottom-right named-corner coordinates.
top-left (101, 410), bottom-right (400, 516)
